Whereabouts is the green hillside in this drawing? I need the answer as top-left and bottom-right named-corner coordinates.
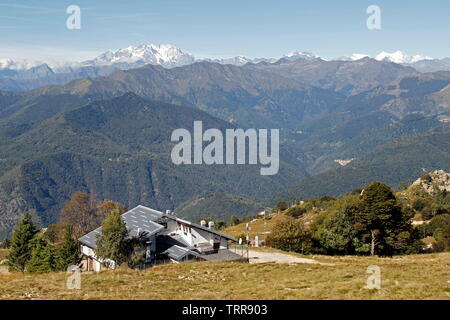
top-left (275, 124), bottom-right (450, 203)
top-left (175, 192), bottom-right (263, 222)
top-left (0, 93), bottom-right (307, 238)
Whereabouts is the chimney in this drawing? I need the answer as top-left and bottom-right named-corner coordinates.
top-left (200, 220), bottom-right (206, 227)
top-left (208, 221), bottom-right (214, 230)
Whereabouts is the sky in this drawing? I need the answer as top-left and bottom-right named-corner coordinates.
top-left (0, 0), bottom-right (449, 62)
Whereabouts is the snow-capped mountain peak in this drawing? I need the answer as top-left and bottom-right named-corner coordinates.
top-left (282, 50), bottom-right (319, 61)
top-left (0, 44), bottom-right (443, 74)
top-left (375, 51), bottom-right (432, 64)
top-left (84, 43), bottom-right (196, 68)
top-left (215, 56), bottom-right (254, 66)
top-left (0, 58), bottom-right (46, 70)
top-left (340, 53), bottom-right (370, 61)
top-left (339, 51), bottom-right (433, 64)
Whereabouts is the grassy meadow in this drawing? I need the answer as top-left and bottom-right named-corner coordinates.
top-left (0, 251), bottom-right (448, 300)
top-left (225, 214), bottom-right (281, 239)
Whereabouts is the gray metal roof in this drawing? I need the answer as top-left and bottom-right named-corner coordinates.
top-left (125, 205), bottom-right (237, 242)
top-left (78, 227), bottom-right (102, 249)
top-left (164, 244), bottom-right (199, 261)
top-left (78, 205), bottom-right (165, 249)
top-left (164, 215), bottom-right (237, 242)
top-left (199, 249), bottom-right (247, 262)
top-left (78, 205), bottom-right (237, 250)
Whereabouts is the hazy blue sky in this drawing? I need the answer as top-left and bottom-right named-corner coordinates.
top-left (1, 0), bottom-right (449, 61)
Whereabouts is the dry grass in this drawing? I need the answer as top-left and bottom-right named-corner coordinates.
top-left (0, 249), bottom-right (9, 263)
top-left (225, 213), bottom-right (282, 239)
top-left (0, 252), bottom-right (448, 300)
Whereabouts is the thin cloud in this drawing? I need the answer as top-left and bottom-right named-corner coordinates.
top-left (0, 3), bottom-right (60, 14)
top-left (90, 12), bottom-right (159, 21)
top-left (0, 15), bottom-right (42, 23)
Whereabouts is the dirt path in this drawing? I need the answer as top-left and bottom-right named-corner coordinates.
top-left (247, 250), bottom-right (319, 264)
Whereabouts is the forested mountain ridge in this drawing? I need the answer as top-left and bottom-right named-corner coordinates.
top-left (0, 93), bottom-right (308, 238)
top-left (0, 61), bottom-right (449, 239)
top-left (274, 124), bottom-right (450, 204)
top-left (287, 72), bottom-right (450, 174)
top-left (245, 57), bottom-right (419, 95)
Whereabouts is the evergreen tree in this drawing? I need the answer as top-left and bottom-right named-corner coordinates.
top-left (355, 182), bottom-right (416, 256)
top-left (55, 224), bottom-right (80, 271)
top-left (215, 220), bottom-right (227, 230)
top-left (26, 238), bottom-right (56, 273)
top-left (230, 215), bottom-right (240, 226)
top-left (7, 212), bottom-right (37, 272)
top-left (0, 238), bottom-right (10, 249)
top-left (96, 209), bottom-right (129, 267)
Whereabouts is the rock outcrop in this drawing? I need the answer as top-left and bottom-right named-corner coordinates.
top-left (412, 170), bottom-right (450, 195)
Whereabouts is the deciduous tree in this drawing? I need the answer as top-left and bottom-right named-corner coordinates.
top-left (59, 192), bottom-right (126, 238)
top-left (267, 216), bottom-right (312, 254)
top-left (59, 192), bottom-right (100, 238)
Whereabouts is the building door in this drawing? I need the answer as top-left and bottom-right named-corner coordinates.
top-left (213, 237), bottom-right (220, 250)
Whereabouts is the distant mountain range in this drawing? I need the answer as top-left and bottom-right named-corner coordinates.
top-left (0, 45), bottom-right (320, 71)
top-left (2, 45), bottom-right (450, 92)
top-left (0, 45), bottom-right (441, 70)
top-left (340, 50), bottom-right (450, 73)
top-left (1, 61), bottom-right (342, 130)
top-left (245, 56), bottom-right (419, 96)
top-left (341, 50), bottom-right (432, 64)
top-left (0, 44), bottom-right (449, 239)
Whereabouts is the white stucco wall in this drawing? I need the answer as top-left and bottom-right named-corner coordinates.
top-left (172, 221), bottom-right (229, 249)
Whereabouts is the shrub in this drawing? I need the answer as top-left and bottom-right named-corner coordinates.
top-left (230, 216), bottom-right (240, 226)
top-left (424, 214), bottom-right (450, 252)
top-left (313, 194), bottom-right (360, 255)
top-left (421, 205), bottom-right (434, 220)
top-left (274, 200), bottom-right (288, 212)
top-left (420, 173), bottom-right (432, 183)
top-left (267, 217), bottom-right (312, 254)
top-left (285, 206), bottom-right (307, 218)
top-left (215, 220), bottom-right (227, 230)
top-left (412, 198), bottom-right (427, 211)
